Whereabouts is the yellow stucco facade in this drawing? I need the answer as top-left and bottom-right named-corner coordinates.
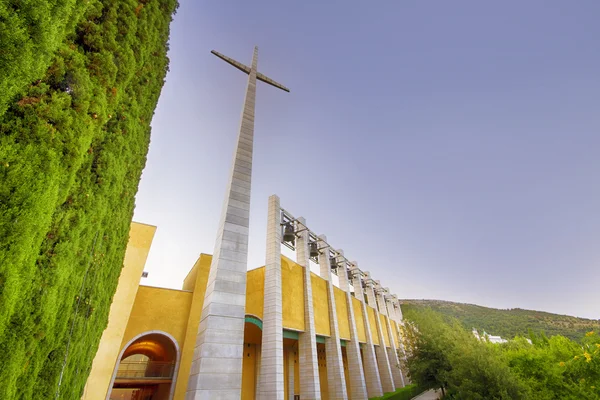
top-left (352, 296), bottom-right (367, 343)
top-left (311, 272), bottom-right (331, 337)
top-left (281, 257), bottom-right (305, 331)
top-left (334, 286), bottom-right (351, 340)
top-left (367, 307), bottom-right (380, 346)
top-left (380, 314), bottom-right (391, 347)
top-left (245, 267), bottom-right (265, 320)
top-left (82, 222), bottom-right (156, 400)
top-left (85, 223), bottom-right (402, 400)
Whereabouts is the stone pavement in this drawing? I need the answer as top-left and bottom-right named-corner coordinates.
top-left (412, 389), bottom-right (443, 400)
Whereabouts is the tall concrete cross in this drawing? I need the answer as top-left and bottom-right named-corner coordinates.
top-left (186, 46), bottom-right (289, 399)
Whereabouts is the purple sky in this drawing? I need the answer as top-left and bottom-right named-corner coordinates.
top-left (133, 0), bottom-right (600, 319)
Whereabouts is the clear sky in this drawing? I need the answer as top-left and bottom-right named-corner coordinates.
top-left (133, 0), bottom-right (600, 319)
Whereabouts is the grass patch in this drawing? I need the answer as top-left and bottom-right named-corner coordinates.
top-left (370, 384), bottom-right (425, 400)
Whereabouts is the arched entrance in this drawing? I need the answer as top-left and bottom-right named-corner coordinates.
top-left (107, 331), bottom-right (180, 400)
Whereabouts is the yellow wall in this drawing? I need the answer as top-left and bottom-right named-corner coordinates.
top-left (367, 307), bottom-right (380, 346)
top-left (82, 222), bottom-right (156, 400)
top-left (245, 267), bottom-right (265, 320)
top-left (173, 254), bottom-right (211, 399)
top-left (352, 297), bottom-right (367, 343)
top-left (182, 259), bottom-right (198, 291)
top-left (241, 343), bottom-right (258, 400)
top-left (391, 320), bottom-right (399, 347)
top-left (380, 314), bottom-right (390, 347)
top-left (282, 257), bottom-right (305, 331)
top-left (334, 287), bottom-right (350, 340)
top-left (311, 273), bottom-right (330, 337)
top-left (122, 286), bottom-right (192, 347)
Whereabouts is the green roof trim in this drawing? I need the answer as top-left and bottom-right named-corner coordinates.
top-left (283, 329), bottom-right (300, 340)
top-left (245, 315), bottom-right (263, 330)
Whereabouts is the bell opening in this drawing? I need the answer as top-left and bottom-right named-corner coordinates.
top-left (309, 242), bottom-right (319, 258)
top-left (282, 223), bottom-right (295, 244)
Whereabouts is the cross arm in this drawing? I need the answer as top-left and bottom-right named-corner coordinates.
top-left (211, 50), bottom-right (250, 74)
top-left (257, 72), bottom-right (290, 93)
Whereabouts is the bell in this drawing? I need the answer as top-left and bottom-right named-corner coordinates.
top-left (283, 223), bottom-right (295, 244)
top-left (330, 257), bottom-right (338, 270)
top-left (309, 242), bottom-right (319, 258)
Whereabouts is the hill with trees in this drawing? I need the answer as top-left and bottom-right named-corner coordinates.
top-left (401, 309), bottom-right (600, 399)
top-left (401, 300), bottom-right (600, 342)
top-left (0, 1), bottom-right (178, 398)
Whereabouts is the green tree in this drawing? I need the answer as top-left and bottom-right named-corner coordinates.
top-left (402, 308), bottom-right (525, 399)
top-left (400, 310), bottom-right (450, 394)
top-left (404, 306), bottom-right (600, 399)
top-left (445, 335), bottom-right (525, 399)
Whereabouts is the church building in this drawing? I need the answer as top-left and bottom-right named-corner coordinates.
top-left (83, 216), bottom-right (407, 400)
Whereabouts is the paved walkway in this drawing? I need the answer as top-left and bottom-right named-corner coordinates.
top-left (412, 389), bottom-right (443, 400)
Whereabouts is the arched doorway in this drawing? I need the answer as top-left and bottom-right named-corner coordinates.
top-left (108, 332), bottom-right (180, 400)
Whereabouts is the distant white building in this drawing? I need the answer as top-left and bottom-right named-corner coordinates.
top-left (472, 328), bottom-right (508, 344)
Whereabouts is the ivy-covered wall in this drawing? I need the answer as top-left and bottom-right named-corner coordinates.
top-left (0, 0), bottom-right (178, 398)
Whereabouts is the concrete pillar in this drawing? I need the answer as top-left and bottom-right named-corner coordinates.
top-left (395, 297), bottom-right (404, 321)
top-left (363, 275), bottom-right (394, 393)
top-left (385, 296), bottom-right (398, 322)
top-left (295, 217), bottom-right (321, 399)
top-left (317, 236), bottom-right (348, 400)
top-left (258, 195), bottom-right (284, 399)
top-left (336, 250), bottom-right (368, 400)
top-left (288, 349), bottom-right (295, 400)
top-left (186, 47), bottom-right (260, 400)
top-left (350, 265), bottom-right (383, 398)
top-left (377, 289), bottom-right (404, 389)
top-left (392, 296), bottom-right (411, 384)
top-left (386, 295), bottom-right (409, 387)
top-left (364, 273), bottom-right (378, 310)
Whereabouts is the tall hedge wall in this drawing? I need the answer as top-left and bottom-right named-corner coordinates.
top-left (0, 0), bottom-right (178, 398)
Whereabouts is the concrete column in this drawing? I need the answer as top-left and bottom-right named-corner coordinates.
top-left (387, 295), bottom-right (398, 322)
top-left (363, 273), bottom-right (378, 310)
top-left (258, 195), bottom-right (284, 399)
top-left (392, 296), bottom-right (410, 384)
top-left (394, 298), bottom-right (404, 321)
top-left (364, 276), bottom-right (394, 393)
top-left (386, 295), bottom-right (409, 387)
top-left (336, 250), bottom-right (368, 400)
top-left (350, 265), bottom-right (383, 398)
top-left (288, 349), bottom-right (295, 400)
top-left (377, 289), bottom-right (404, 389)
top-left (186, 47), bottom-right (260, 400)
top-left (317, 236), bottom-right (348, 400)
top-left (295, 217), bottom-right (321, 399)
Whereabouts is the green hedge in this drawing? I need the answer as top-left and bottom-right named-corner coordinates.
top-left (0, 0), bottom-right (177, 398)
top-left (0, 0), bottom-right (87, 117)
